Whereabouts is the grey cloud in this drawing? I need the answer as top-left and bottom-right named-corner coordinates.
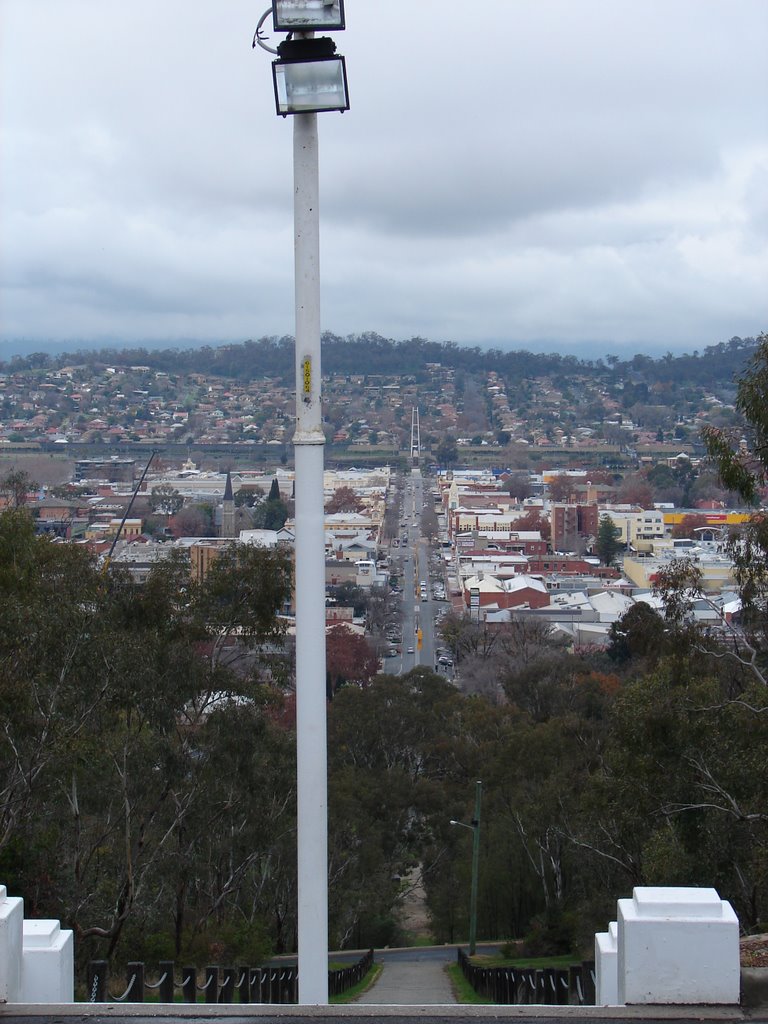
top-left (1, 0), bottom-right (766, 352)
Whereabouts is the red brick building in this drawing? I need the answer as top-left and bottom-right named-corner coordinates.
top-left (463, 573), bottom-right (550, 611)
top-left (551, 503), bottom-right (599, 551)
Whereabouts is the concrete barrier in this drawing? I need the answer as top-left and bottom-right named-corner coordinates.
top-left (595, 920), bottom-right (618, 1005)
top-left (0, 884), bottom-right (24, 1003)
top-left (617, 886), bottom-right (740, 1005)
top-left (0, 884), bottom-right (74, 1004)
top-left (21, 919), bottom-right (74, 1003)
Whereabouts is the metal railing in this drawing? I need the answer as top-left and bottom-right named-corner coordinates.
top-left (86, 948), bottom-right (374, 1004)
top-left (457, 949), bottom-right (596, 1005)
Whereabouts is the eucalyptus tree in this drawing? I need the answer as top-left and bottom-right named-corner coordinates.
top-left (326, 669), bottom-right (463, 948)
top-left (578, 665), bottom-right (768, 929)
top-left (0, 512), bottom-right (296, 966)
top-left (700, 331), bottom-right (768, 681)
top-left (0, 469), bottom-right (36, 508)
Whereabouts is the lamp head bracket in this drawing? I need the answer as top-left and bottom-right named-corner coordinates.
top-left (277, 36), bottom-right (337, 60)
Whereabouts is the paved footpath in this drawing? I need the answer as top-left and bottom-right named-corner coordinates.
top-left (354, 956), bottom-right (455, 1005)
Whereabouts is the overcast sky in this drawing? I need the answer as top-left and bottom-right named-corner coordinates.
top-left (1, 0), bottom-right (766, 360)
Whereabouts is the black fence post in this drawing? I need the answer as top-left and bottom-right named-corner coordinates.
top-left (182, 966), bottom-right (196, 1003)
top-left (496, 968), bottom-right (506, 1003)
top-left (220, 967), bottom-right (236, 1003)
top-left (516, 967), bottom-right (525, 1004)
top-left (126, 962), bottom-right (145, 1002)
top-left (544, 966), bottom-right (556, 1004)
top-left (158, 960), bottom-right (175, 1003)
top-left (515, 967), bottom-right (527, 1004)
top-left (534, 969), bottom-right (545, 1003)
top-left (504, 967), bottom-right (515, 1004)
top-left (555, 967), bottom-right (569, 1004)
top-left (583, 959), bottom-right (596, 1005)
top-left (204, 966), bottom-right (219, 1004)
top-left (87, 960), bottom-right (108, 1002)
top-left (251, 967), bottom-right (264, 1003)
top-left (237, 964), bottom-right (252, 1003)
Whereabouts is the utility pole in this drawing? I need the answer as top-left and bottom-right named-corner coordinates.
top-left (469, 779), bottom-right (482, 956)
top-left (450, 779), bottom-right (483, 956)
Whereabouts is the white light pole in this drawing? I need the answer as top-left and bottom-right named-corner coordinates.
top-left (255, 1), bottom-right (349, 1004)
top-left (293, 104), bottom-right (328, 1005)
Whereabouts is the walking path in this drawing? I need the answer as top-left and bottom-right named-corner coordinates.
top-left (355, 955), bottom-right (456, 1005)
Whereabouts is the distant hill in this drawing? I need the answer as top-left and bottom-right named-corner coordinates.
top-left (0, 332), bottom-right (759, 389)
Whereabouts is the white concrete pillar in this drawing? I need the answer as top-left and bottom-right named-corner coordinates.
top-left (595, 919), bottom-right (619, 1005)
top-left (21, 919), bottom-right (74, 1003)
top-left (0, 884), bottom-right (24, 1003)
top-left (617, 886), bottom-right (740, 1004)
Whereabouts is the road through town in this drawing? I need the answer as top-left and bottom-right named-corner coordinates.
top-left (387, 469), bottom-right (452, 679)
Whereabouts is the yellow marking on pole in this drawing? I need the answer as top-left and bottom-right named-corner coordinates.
top-left (302, 357), bottom-right (312, 401)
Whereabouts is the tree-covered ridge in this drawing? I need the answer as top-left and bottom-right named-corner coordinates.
top-left (1, 333), bottom-right (759, 390)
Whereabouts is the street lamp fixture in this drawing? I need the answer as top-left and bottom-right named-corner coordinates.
top-left (272, 38), bottom-right (349, 116)
top-left (272, 0), bottom-right (345, 32)
top-left (450, 780), bottom-right (482, 956)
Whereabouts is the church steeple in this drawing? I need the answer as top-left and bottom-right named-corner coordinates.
top-left (221, 470), bottom-right (235, 539)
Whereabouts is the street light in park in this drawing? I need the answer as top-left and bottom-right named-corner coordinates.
top-left (450, 780), bottom-right (482, 955)
top-left (254, 1), bottom-right (348, 1005)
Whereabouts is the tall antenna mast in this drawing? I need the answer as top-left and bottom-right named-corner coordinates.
top-left (410, 406), bottom-right (421, 464)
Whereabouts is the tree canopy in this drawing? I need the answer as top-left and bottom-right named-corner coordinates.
top-left (596, 514), bottom-right (622, 566)
top-left (0, 511), bottom-right (294, 966)
top-left (325, 486), bottom-right (364, 514)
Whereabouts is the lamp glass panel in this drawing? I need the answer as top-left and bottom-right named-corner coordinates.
top-left (274, 58), bottom-right (348, 114)
top-left (273, 0), bottom-right (344, 30)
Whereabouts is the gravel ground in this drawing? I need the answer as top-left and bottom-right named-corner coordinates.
top-left (741, 934), bottom-right (768, 967)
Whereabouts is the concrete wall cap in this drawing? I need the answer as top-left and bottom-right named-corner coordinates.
top-left (632, 887), bottom-right (728, 918)
top-left (22, 920), bottom-right (61, 949)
